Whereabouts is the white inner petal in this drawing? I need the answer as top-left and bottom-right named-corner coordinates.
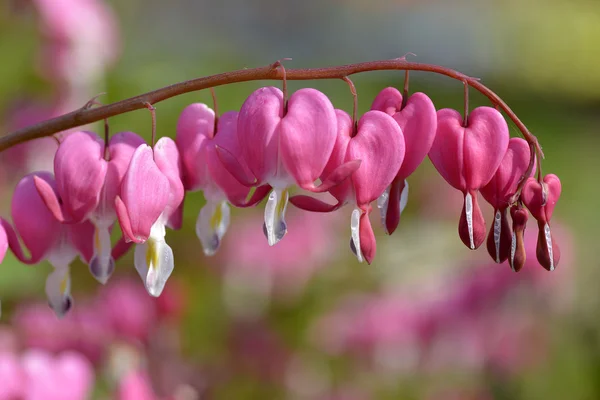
top-left (263, 188), bottom-right (289, 246)
top-left (510, 232), bottom-right (517, 271)
top-left (399, 180), bottom-right (409, 215)
top-left (134, 221), bottom-right (174, 297)
top-left (46, 230), bottom-right (77, 269)
top-left (196, 200), bottom-right (231, 256)
top-left (89, 224), bottom-right (115, 284)
top-left (45, 267), bottom-right (71, 318)
top-left (377, 186), bottom-right (390, 229)
top-left (465, 192), bottom-right (474, 250)
top-left (350, 208), bottom-right (363, 263)
top-left (544, 223), bottom-right (554, 271)
top-left (493, 209), bottom-right (502, 263)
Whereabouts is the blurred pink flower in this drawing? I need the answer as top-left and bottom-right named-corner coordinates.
top-left (32, 0), bottom-right (120, 87)
top-left (118, 370), bottom-right (159, 400)
top-left (0, 349), bottom-right (94, 400)
top-left (219, 208), bottom-right (342, 302)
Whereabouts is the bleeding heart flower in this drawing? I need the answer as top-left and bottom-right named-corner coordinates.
top-left (521, 174), bottom-right (561, 271)
top-left (34, 130), bottom-right (144, 284)
top-left (1, 172), bottom-right (96, 317)
top-left (480, 138), bottom-right (534, 264)
top-left (291, 109), bottom-right (405, 264)
top-left (222, 87), bottom-right (359, 246)
top-left (429, 107), bottom-right (509, 250)
top-left (176, 103), bottom-right (269, 256)
top-left (115, 138), bottom-right (184, 297)
top-left (371, 87), bottom-right (437, 234)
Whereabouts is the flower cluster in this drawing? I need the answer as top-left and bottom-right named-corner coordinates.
top-left (0, 80), bottom-right (562, 315)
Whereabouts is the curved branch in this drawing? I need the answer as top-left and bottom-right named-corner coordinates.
top-left (0, 58), bottom-right (543, 161)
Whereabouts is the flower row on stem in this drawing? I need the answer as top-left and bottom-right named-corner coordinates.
top-left (0, 59), bottom-right (561, 317)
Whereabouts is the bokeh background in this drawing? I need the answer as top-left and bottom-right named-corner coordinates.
top-left (0, 0), bottom-right (598, 398)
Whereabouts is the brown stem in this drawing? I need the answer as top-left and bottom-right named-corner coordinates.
top-left (103, 118), bottom-right (110, 160)
top-left (342, 76), bottom-right (358, 136)
top-left (462, 80), bottom-right (469, 127)
top-left (0, 58), bottom-right (544, 162)
top-left (144, 102), bottom-right (156, 147)
top-left (210, 87), bottom-right (219, 134)
top-left (401, 70), bottom-right (409, 110)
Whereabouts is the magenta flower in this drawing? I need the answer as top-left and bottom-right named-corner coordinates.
top-left (371, 87), bottom-right (437, 234)
top-left (292, 110), bottom-right (404, 264)
top-left (0, 352), bottom-right (24, 399)
top-left (115, 139), bottom-right (184, 296)
top-left (428, 107), bottom-right (509, 250)
top-left (176, 103), bottom-right (267, 256)
top-left (118, 370), bottom-right (158, 400)
top-left (2, 172), bottom-right (95, 316)
top-left (521, 174), bottom-right (562, 270)
top-left (480, 138), bottom-right (534, 264)
top-left (227, 87), bottom-right (358, 246)
top-left (35, 130), bottom-right (144, 283)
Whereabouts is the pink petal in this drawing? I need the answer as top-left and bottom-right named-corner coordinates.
top-left (237, 87), bottom-right (284, 184)
top-left (509, 206), bottom-right (529, 272)
top-left (215, 144), bottom-right (258, 187)
top-left (0, 352), bottom-right (24, 398)
top-left (359, 210), bottom-right (377, 265)
top-left (485, 207), bottom-right (512, 263)
top-left (12, 172), bottom-right (62, 263)
top-left (33, 175), bottom-right (66, 222)
top-left (347, 110), bottom-right (405, 207)
top-left (289, 195), bottom-right (342, 212)
top-left (0, 220), bottom-right (7, 264)
top-left (321, 110), bottom-right (354, 203)
top-left (111, 235), bottom-right (134, 261)
top-left (208, 111), bottom-right (252, 204)
top-left (54, 131), bottom-right (107, 222)
top-left (279, 88), bottom-right (337, 188)
top-left (153, 137), bottom-right (185, 229)
top-left (481, 138), bottom-right (534, 209)
top-left (372, 89), bottom-right (437, 179)
top-left (429, 107), bottom-right (509, 191)
top-left (176, 103), bottom-right (214, 190)
top-left (67, 220), bottom-right (96, 264)
top-left (116, 145), bottom-right (170, 243)
top-left (383, 177), bottom-right (407, 235)
top-left (231, 184), bottom-right (272, 208)
top-left (99, 131), bottom-right (146, 222)
top-left (307, 159), bottom-right (362, 193)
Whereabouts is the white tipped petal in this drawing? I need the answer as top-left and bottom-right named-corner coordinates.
top-left (544, 223), bottom-right (554, 271)
top-left (377, 186), bottom-right (390, 228)
top-left (399, 180), bottom-right (409, 215)
top-left (493, 209), bottom-right (502, 263)
top-left (465, 192), bottom-right (475, 250)
top-left (134, 237), bottom-right (174, 297)
top-left (196, 200), bottom-right (231, 256)
top-left (350, 208), bottom-right (363, 263)
top-left (89, 225), bottom-right (115, 284)
top-left (45, 267), bottom-right (72, 318)
top-left (263, 188), bottom-right (288, 246)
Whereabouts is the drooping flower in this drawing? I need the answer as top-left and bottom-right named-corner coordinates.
top-left (2, 172), bottom-right (96, 317)
top-left (176, 103), bottom-right (269, 256)
top-left (115, 139), bottom-right (184, 296)
top-left (428, 107), bottom-right (509, 250)
top-left (292, 109), bottom-right (405, 264)
top-left (480, 138), bottom-right (534, 264)
top-left (222, 87), bottom-right (359, 246)
top-left (371, 87), bottom-right (437, 234)
top-left (521, 174), bottom-right (562, 271)
top-left (34, 130), bottom-right (144, 283)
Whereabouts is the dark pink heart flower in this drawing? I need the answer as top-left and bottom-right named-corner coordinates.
top-left (2, 172), bottom-right (95, 316)
top-left (226, 87), bottom-right (358, 246)
top-left (35, 130), bottom-right (144, 284)
top-left (176, 103), bottom-right (268, 256)
top-left (521, 174), bottom-right (561, 271)
top-left (429, 107), bottom-right (509, 250)
top-left (480, 138), bottom-right (534, 264)
top-left (115, 139), bottom-right (184, 296)
top-left (509, 205), bottom-right (529, 272)
top-left (371, 87), bottom-right (437, 234)
top-left (292, 109), bottom-right (405, 264)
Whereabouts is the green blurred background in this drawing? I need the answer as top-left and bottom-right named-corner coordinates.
top-left (0, 0), bottom-right (598, 398)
